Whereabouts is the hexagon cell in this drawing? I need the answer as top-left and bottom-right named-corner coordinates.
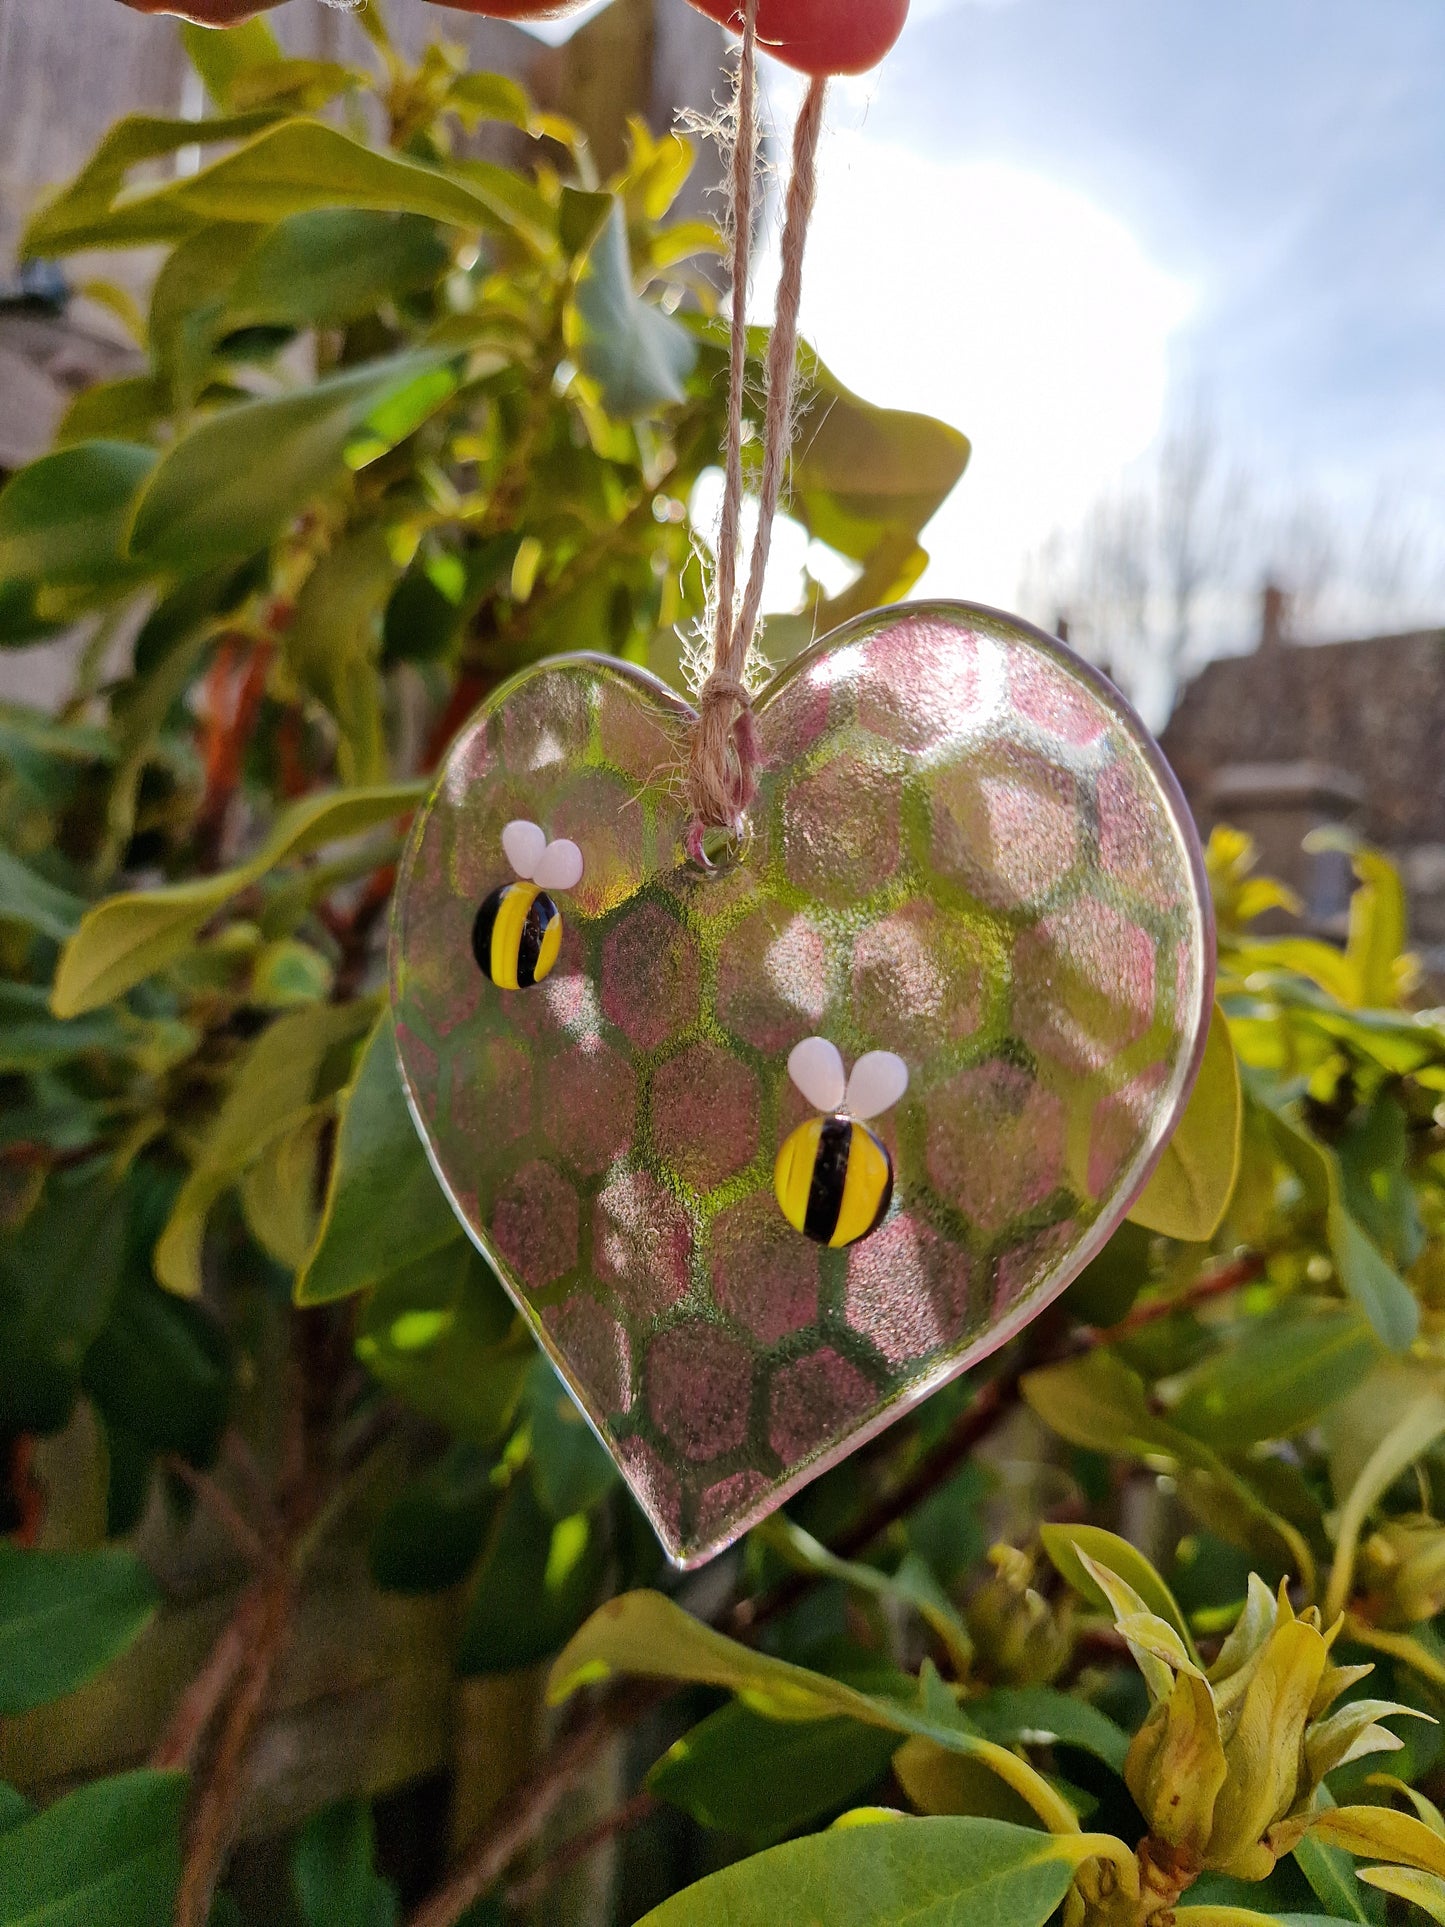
top-left (491, 1162), bottom-right (579, 1292)
top-left (541, 1042), bottom-right (635, 1175)
top-left (592, 1169), bottom-right (692, 1320)
top-left (769, 1348), bottom-right (876, 1468)
top-left (710, 1194), bottom-right (820, 1345)
top-left (544, 1297), bottom-right (633, 1417)
top-left (1014, 899), bottom-right (1157, 1074)
top-left (930, 750), bottom-right (1079, 911)
top-left (851, 902), bottom-right (985, 1057)
top-left (926, 1061), bottom-right (1066, 1236)
top-left (600, 903), bottom-right (700, 1049)
top-left (650, 1043), bottom-right (760, 1192)
top-left (648, 1324), bottom-right (752, 1462)
top-left (782, 757), bottom-right (902, 905)
top-left (716, 907), bottom-right (832, 1052)
top-left (845, 1216), bottom-right (973, 1366)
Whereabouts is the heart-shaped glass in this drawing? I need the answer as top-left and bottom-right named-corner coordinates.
top-left (390, 601), bottom-right (1213, 1566)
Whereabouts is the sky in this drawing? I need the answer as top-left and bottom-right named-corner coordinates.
top-left (540, 2), bottom-right (1445, 685)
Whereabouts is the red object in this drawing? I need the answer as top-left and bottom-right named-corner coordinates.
top-left (118, 0), bottom-right (287, 17)
top-left (424, 0), bottom-right (598, 13)
top-left (682, 0), bottom-right (909, 75)
top-left (120, 0), bottom-right (601, 14)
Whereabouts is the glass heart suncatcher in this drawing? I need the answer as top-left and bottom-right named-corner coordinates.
top-left (390, 601), bottom-right (1214, 1567)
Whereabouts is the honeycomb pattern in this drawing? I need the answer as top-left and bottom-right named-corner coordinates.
top-left (391, 602), bottom-right (1213, 1566)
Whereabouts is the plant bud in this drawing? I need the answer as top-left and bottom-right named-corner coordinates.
top-left (1083, 1555), bottom-right (1420, 1884)
top-left (966, 1544), bottom-right (1072, 1686)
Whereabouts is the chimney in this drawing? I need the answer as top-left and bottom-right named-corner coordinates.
top-left (1259, 582), bottom-right (1289, 653)
top-left (1054, 613), bottom-right (1071, 645)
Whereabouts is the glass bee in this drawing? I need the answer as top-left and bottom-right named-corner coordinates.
top-left (774, 1037), bottom-right (910, 1249)
top-left (471, 820), bottom-right (584, 991)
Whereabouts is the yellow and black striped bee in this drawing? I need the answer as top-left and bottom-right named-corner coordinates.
top-left (472, 820), bottom-right (584, 992)
top-left (774, 1037), bottom-right (910, 1249)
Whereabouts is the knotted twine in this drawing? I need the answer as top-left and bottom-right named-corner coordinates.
top-left (684, 7), bottom-right (828, 863)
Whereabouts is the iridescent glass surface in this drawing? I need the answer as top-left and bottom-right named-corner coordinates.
top-left (391, 602), bottom-right (1213, 1565)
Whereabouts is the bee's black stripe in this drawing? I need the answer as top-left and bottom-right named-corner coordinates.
top-left (515, 892), bottom-right (557, 989)
top-left (471, 886), bottom-right (505, 983)
top-left (804, 1116), bottom-right (852, 1245)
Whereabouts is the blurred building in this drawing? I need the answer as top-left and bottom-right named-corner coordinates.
top-left (1162, 589), bottom-right (1445, 966)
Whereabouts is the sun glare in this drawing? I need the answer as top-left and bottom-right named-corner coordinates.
top-left (751, 123), bottom-right (1195, 613)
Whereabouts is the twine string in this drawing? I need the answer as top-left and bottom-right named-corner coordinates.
top-left (686, 27), bottom-right (829, 859)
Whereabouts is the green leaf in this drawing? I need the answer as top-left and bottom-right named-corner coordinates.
top-left (757, 1516), bottom-right (972, 1676)
top-left (1259, 1097), bottom-right (1418, 1351)
top-left (284, 525), bottom-right (397, 786)
top-left (1169, 1305), bottom-right (1381, 1448)
top-left (1294, 1828), bottom-right (1378, 1924)
top-left (60, 119), bottom-right (551, 257)
top-left (1039, 1524), bottom-right (1197, 1663)
top-left (0, 846), bottom-right (85, 941)
top-left (967, 1688), bottom-right (1130, 1777)
top-left (1063, 1220), bottom-right (1153, 1328)
top-left (291, 1802), bottom-right (398, 1927)
top-left (0, 984), bottom-right (128, 1074)
top-left (1025, 1354), bottom-right (1315, 1587)
top-left (356, 1241), bottom-right (529, 1444)
top-left (650, 1704), bottom-right (900, 1847)
top-left (0, 1168), bottom-right (127, 1434)
top-left (1329, 1201), bottom-right (1420, 1353)
top-left (370, 1443), bottom-right (499, 1595)
top-left (156, 1000), bottom-right (373, 1296)
top-left (180, 18), bottom-right (284, 108)
top-left (1324, 1392), bottom-right (1445, 1621)
top-left (1128, 1004), bottom-right (1241, 1241)
top-left (1342, 848), bottom-right (1411, 1007)
top-left (127, 353), bottom-right (456, 568)
top-left (457, 1478), bottom-right (605, 1675)
top-left (568, 203), bottom-right (697, 417)
top-left (791, 344), bottom-right (972, 558)
top-left (0, 1786), bottom-right (33, 1835)
top-left (447, 72), bottom-right (532, 132)
top-left (1337, 1095), bottom-right (1425, 1272)
top-left (525, 1359), bottom-right (619, 1519)
top-left (548, 1594), bottom-right (1079, 1833)
top-left (0, 442), bottom-right (156, 586)
top-left (55, 376), bottom-right (168, 450)
top-left (226, 210), bottom-right (452, 333)
top-left (634, 1816), bottom-right (1111, 1927)
top-left (21, 111), bottom-right (284, 256)
top-left (891, 1741), bottom-right (1046, 1827)
top-left (297, 1012), bottom-right (459, 1305)
top-left (0, 1771), bottom-right (184, 1926)
top-left (0, 1546), bottom-right (158, 1715)
top-left (52, 782), bottom-right (422, 1017)
top-left (83, 1272), bottom-right (231, 1466)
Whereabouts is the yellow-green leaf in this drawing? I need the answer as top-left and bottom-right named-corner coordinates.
top-left (1040, 1524), bottom-right (1198, 1662)
top-left (1311, 1805), bottom-right (1445, 1880)
top-left (154, 1001), bottom-right (372, 1296)
top-left (127, 354), bottom-right (455, 569)
top-left (633, 1816), bottom-right (1121, 1927)
top-left (1325, 1393), bottom-right (1445, 1621)
top-left (1357, 1864), bottom-right (1445, 1922)
top-left (1128, 1003), bottom-right (1241, 1240)
top-left (51, 782), bottom-right (422, 1017)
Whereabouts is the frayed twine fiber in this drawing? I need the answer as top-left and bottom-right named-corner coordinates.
top-left (685, 8), bottom-right (827, 857)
